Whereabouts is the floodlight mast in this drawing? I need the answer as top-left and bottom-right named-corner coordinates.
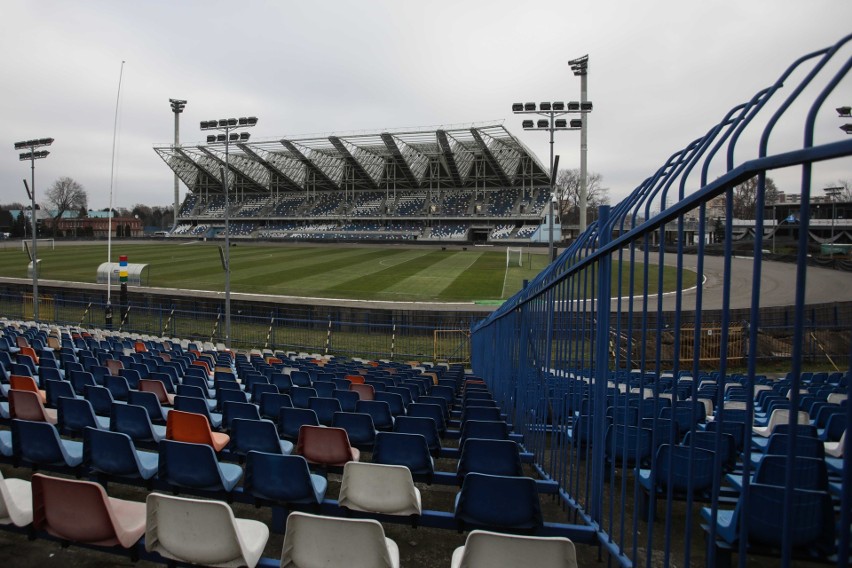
top-left (169, 99), bottom-right (187, 232)
top-left (13, 137), bottom-right (54, 321)
top-left (569, 55), bottom-right (590, 234)
top-left (200, 117), bottom-right (258, 349)
top-left (511, 57), bottom-right (592, 256)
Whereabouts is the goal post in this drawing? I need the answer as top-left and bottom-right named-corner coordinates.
top-left (21, 238), bottom-right (54, 252)
top-left (506, 247), bottom-right (523, 267)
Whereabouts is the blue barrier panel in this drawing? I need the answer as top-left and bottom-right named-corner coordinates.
top-left (471, 35), bottom-right (852, 568)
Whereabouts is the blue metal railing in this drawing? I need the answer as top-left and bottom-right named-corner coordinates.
top-left (471, 36), bottom-right (852, 568)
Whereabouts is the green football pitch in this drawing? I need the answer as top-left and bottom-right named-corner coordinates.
top-left (0, 242), bottom-right (695, 303)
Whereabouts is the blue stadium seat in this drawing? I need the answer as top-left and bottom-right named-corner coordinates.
top-left (83, 426), bottom-right (158, 482)
top-left (356, 400), bottom-right (395, 431)
top-left (11, 419), bottom-right (84, 470)
top-left (278, 407), bottom-right (320, 442)
top-left (244, 451), bottom-right (327, 507)
top-left (57, 396), bottom-right (110, 435)
top-left (394, 416), bottom-right (442, 455)
top-left (331, 411), bottom-right (377, 450)
top-left (221, 400), bottom-right (261, 431)
top-left (83, 384), bottom-right (119, 417)
top-left (454, 473), bottom-right (542, 532)
top-left (109, 402), bottom-right (166, 444)
top-left (405, 403), bottom-right (445, 434)
top-left (332, 389), bottom-right (360, 413)
top-left (173, 395), bottom-right (223, 430)
top-left (259, 392), bottom-right (293, 421)
top-left (460, 420), bottom-right (510, 446)
top-left (456, 438), bottom-right (523, 481)
top-left (158, 439), bottom-right (243, 494)
top-left (372, 432), bottom-right (434, 482)
top-left (308, 397), bottom-right (342, 427)
top-left (229, 418), bottom-right (294, 457)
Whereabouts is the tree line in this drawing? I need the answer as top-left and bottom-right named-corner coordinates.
top-left (1, 176), bottom-right (173, 238)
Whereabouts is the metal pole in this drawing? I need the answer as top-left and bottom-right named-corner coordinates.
top-left (224, 127), bottom-right (232, 349)
top-left (549, 112), bottom-right (555, 261)
top-left (173, 109), bottom-right (180, 231)
top-left (579, 63), bottom-right (589, 233)
top-left (30, 152), bottom-right (38, 321)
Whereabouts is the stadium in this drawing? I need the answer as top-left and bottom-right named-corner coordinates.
top-left (155, 123), bottom-right (558, 244)
top-left (1, 24), bottom-right (852, 568)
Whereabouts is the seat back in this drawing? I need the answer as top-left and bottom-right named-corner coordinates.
top-left (753, 455), bottom-right (828, 491)
top-left (455, 530), bottom-right (578, 568)
top-left (8, 389), bottom-right (52, 422)
top-left (244, 451), bottom-right (325, 505)
top-left (295, 425), bottom-right (358, 467)
top-left (31, 473), bottom-right (138, 547)
top-left (145, 493), bottom-right (264, 568)
top-left (104, 375), bottom-right (131, 401)
top-left (455, 473), bottom-right (542, 530)
top-left (746, 483), bottom-right (833, 548)
top-left (45, 379), bottom-right (77, 409)
top-left (84, 427), bottom-right (147, 477)
top-left (259, 392), bottom-right (293, 420)
top-left (339, 461), bottom-right (421, 516)
top-left (281, 512), bottom-right (398, 568)
top-left (84, 385), bottom-right (116, 416)
top-left (57, 397), bottom-right (99, 434)
top-left (457, 438), bottom-right (523, 479)
top-left (652, 444), bottom-right (716, 492)
top-left (355, 400), bottom-right (394, 430)
top-left (230, 419), bottom-right (285, 456)
top-left (278, 407), bottom-right (320, 441)
top-left (222, 401), bottom-right (261, 431)
top-left (394, 416), bottom-right (441, 452)
top-left (406, 403), bottom-right (446, 432)
top-left (332, 389), bottom-right (360, 412)
top-left (166, 409), bottom-right (215, 447)
top-left (111, 402), bottom-right (160, 443)
top-left (9, 375), bottom-right (41, 396)
top-left (0, 470), bottom-right (33, 527)
top-left (158, 439), bottom-right (228, 490)
top-left (350, 383), bottom-right (375, 401)
top-left (459, 420), bottom-right (509, 445)
top-left (372, 432), bottom-right (433, 476)
top-left (331, 412), bottom-right (377, 448)
top-left (308, 397), bottom-right (343, 426)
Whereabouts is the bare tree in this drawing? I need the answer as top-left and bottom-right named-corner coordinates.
top-left (553, 169), bottom-right (609, 224)
top-left (732, 175), bottom-right (778, 218)
top-left (826, 179), bottom-right (852, 200)
top-left (46, 177), bottom-right (87, 225)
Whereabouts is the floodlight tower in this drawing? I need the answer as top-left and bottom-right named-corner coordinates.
top-left (169, 99), bottom-right (187, 231)
top-left (511, 86), bottom-right (592, 259)
top-left (14, 137), bottom-right (54, 321)
top-left (200, 116), bottom-right (258, 349)
top-left (569, 55), bottom-right (590, 233)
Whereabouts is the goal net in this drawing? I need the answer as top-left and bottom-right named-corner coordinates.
top-left (506, 247), bottom-right (523, 267)
top-left (21, 238), bottom-right (54, 252)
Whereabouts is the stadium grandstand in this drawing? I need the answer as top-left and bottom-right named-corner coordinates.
top-left (155, 123), bottom-right (557, 243)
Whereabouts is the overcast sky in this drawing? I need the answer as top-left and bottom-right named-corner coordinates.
top-left (1, 0), bottom-right (850, 212)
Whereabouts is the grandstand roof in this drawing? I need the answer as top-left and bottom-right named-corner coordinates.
top-left (154, 123), bottom-right (550, 194)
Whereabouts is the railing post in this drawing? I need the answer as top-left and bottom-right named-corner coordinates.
top-left (590, 205), bottom-right (611, 520)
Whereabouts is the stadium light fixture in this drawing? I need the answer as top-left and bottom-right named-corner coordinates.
top-left (837, 106), bottom-right (851, 117)
top-left (14, 137), bottom-right (54, 321)
top-left (200, 116), bottom-right (258, 350)
top-left (841, 124), bottom-right (852, 135)
top-left (169, 99), bottom-right (187, 233)
top-left (511, 56), bottom-right (592, 257)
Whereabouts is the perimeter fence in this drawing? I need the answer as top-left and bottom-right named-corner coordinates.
top-left (470, 36), bottom-right (852, 568)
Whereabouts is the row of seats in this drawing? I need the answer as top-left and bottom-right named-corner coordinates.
top-left (554, 369), bottom-right (848, 563)
top-left (1, 469), bottom-right (579, 567)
